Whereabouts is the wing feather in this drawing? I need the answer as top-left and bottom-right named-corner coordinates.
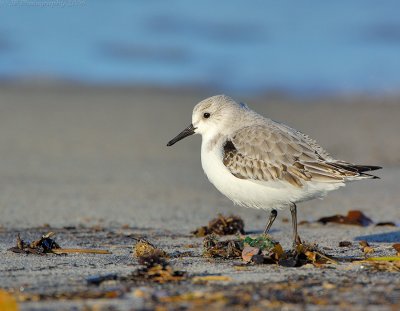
top-left (222, 124), bottom-right (369, 187)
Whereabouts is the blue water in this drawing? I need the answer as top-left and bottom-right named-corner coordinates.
top-left (0, 0), bottom-right (400, 95)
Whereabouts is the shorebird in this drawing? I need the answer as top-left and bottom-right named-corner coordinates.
top-left (167, 95), bottom-right (381, 246)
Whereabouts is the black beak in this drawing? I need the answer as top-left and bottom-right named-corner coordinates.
top-left (167, 124), bottom-right (196, 146)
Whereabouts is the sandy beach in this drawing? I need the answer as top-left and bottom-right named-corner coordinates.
top-left (0, 84), bottom-right (399, 310)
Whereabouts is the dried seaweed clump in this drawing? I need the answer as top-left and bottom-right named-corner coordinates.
top-left (318, 210), bottom-right (373, 227)
top-left (8, 232), bottom-right (110, 255)
top-left (133, 239), bottom-right (168, 259)
top-left (8, 232), bottom-right (61, 255)
top-left (192, 214), bottom-right (245, 237)
top-left (243, 237), bottom-right (336, 267)
top-left (203, 234), bottom-right (243, 258)
top-left (241, 235), bottom-right (284, 264)
top-left (129, 259), bottom-right (186, 284)
top-left (279, 243), bottom-right (337, 267)
top-left (129, 239), bottom-right (185, 284)
top-left (203, 234), bottom-right (337, 268)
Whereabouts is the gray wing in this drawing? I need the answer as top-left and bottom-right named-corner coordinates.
top-left (222, 124), bottom-right (375, 187)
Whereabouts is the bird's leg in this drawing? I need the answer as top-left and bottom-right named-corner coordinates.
top-left (289, 203), bottom-right (302, 247)
top-left (263, 209), bottom-right (278, 235)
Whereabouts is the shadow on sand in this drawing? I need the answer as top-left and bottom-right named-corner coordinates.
top-left (355, 230), bottom-right (400, 243)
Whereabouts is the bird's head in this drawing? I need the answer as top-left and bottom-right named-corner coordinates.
top-left (167, 95), bottom-right (246, 146)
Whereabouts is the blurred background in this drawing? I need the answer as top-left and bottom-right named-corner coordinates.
top-left (0, 1), bottom-right (399, 230)
top-left (1, 0), bottom-right (400, 95)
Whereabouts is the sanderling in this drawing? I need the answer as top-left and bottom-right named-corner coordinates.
top-left (167, 95), bottom-right (381, 246)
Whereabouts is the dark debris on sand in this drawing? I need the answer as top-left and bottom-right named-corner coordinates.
top-left (8, 232), bottom-right (61, 255)
top-left (318, 210), bottom-right (373, 227)
top-left (202, 234), bottom-right (337, 267)
top-left (192, 214), bottom-right (245, 237)
top-left (7, 231), bottom-right (111, 255)
top-left (2, 223), bottom-right (399, 310)
top-left (127, 239), bottom-right (187, 284)
top-left (203, 234), bottom-right (243, 259)
top-left (132, 238), bottom-right (168, 259)
top-left (123, 260), bottom-right (187, 284)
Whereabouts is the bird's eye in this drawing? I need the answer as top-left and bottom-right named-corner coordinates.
top-left (203, 112), bottom-right (210, 118)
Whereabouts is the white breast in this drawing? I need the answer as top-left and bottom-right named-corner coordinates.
top-left (200, 139), bottom-right (344, 210)
top-left (201, 140), bottom-right (289, 210)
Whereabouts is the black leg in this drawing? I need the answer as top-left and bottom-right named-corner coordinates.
top-left (289, 203), bottom-right (302, 247)
top-left (263, 209), bottom-right (278, 235)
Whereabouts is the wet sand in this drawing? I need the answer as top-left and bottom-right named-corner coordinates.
top-left (0, 84), bottom-right (399, 310)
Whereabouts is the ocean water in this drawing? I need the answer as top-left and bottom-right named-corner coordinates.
top-left (0, 0), bottom-right (400, 95)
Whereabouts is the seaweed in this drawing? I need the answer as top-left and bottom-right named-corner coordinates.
top-left (192, 214), bottom-right (245, 237)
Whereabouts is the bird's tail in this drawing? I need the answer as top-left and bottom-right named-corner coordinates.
top-left (331, 161), bottom-right (382, 180)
